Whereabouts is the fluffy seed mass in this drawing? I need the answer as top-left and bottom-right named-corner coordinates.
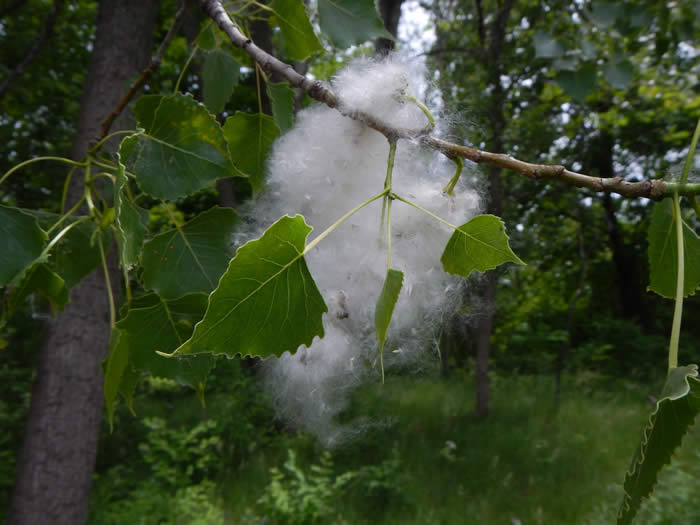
top-left (243, 57), bottom-right (481, 445)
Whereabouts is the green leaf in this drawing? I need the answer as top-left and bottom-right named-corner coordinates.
top-left (29, 210), bottom-right (106, 289)
top-left (375, 268), bottom-right (403, 381)
top-left (603, 60), bottom-right (635, 90)
top-left (318, 0), bottom-right (393, 48)
top-left (590, 2), bottom-right (623, 28)
top-left (132, 94), bottom-right (163, 131)
top-left (141, 207), bottom-right (239, 300)
top-left (3, 263), bottom-right (69, 323)
top-left (223, 112), bottom-right (280, 194)
top-left (115, 293), bottom-right (215, 388)
top-left (534, 31), bottom-right (566, 58)
top-left (266, 82), bottom-right (295, 133)
top-left (120, 93), bottom-right (235, 201)
top-left (0, 205), bottom-right (47, 286)
top-left (441, 214), bottom-right (525, 277)
top-left (269, 0), bottom-right (324, 60)
top-left (104, 331), bottom-right (130, 431)
top-left (648, 199), bottom-right (700, 298)
top-left (174, 215), bottom-right (327, 359)
top-left (114, 158), bottom-right (146, 269)
top-left (202, 49), bottom-right (239, 114)
top-left (617, 365), bottom-right (700, 525)
top-left (555, 65), bottom-right (597, 103)
top-left (195, 21), bottom-right (217, 51)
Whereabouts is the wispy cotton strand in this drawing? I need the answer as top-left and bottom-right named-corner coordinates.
top-left (240, 56), bottom-right (481, 446)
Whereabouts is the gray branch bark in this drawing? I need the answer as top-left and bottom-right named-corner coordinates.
top-left (7, 2), bottom-right (159, 524)
top-left (195, 0), bottom-right (686, 201)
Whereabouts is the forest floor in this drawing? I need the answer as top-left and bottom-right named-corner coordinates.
top-left (87, 369), bottom-right (699, 524)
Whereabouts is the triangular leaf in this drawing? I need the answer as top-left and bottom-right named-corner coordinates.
top-left (603, 59), bottom-right (635, 90)
top-left (648, 199), bottom-right (700, 298)
top-left (618, 364), bottom-right (700, 525)
top-left (120, 93), bottom-right (236, 200)
top-left (174, 215), bottom-right (327, 358)
top-left (269, 0), bottom-right (324, 60)
top-left (0, 205), bottom-right (47, 286)
top-left (132, 95), bottom-right (163, 131)
top-left (202, 49), bottom-right (240, 114)
top-left (104, 330), bottom-right (130, 431)
top-left (375, 268), bottom-right (403, 382)
top-left (28, 210), bottom-right (106, 289)
top-left (114, 157), bottom-right (147, 269)
top-left (555, 65), bottom-right (598, 103)
top-left (141, 207), bottom-right (239, 300)
top-left (441, 214), bottom-right (525, 277)
top-left (195, 21), bottom-right (217, 52)
top-left (534, 31), bottom-right (566, 58)
top-left (318, 0), bottom-right (393, 48)
top-left (223, 112), bottom-right (280, 194)
top-left (2, 262), bottom-right (69, 324)
top-left (266, 81), bottom-right (295, 133)
top-left (590, 2), bottom-right (624, 28)
top-left (115, 293), bottom-right (215, 389)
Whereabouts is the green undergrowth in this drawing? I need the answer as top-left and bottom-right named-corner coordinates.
top-left (88, 370), bottom-right (699, 525)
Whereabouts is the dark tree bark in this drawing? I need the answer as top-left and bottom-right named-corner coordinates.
top-left (555, 223), bottom-right (587, 396)
top-left (8, 2), bottom-right (159, 524)
top-left (471, 0), bottom-right (513, 418)
top-left (376, 0), bottom-right (404, 55)
top-left (587, 131), bottom-right (650, 326)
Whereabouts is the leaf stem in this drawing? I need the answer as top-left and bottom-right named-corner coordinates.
top-left (387, 198), bottom-right (393, 270)
top-left (304, 189), bottom-right (389, 255)
top-left (404, 94), bottom-right (435, 131)
top-left (0, 156), bottom-right (87, 186)
top-left (175, 44), bottom-right (198, 94)
top-left (391, 192), bottom-right (458, 230)
top-left (90, 130), bottom-right (136, 153)
top-left (98, 235), bottom-right (116, 329)
top-left (46, 196), bottom-right (87, 235)
top-left (41, 216), bottom-right (92, 259)
top-left (381, 139), bottom-right (397, 254)
top-left (680, 118), bottom-right (700, 185)
top-left (668, 118), bottom-right (700, 371)
top-left (442, 157), bottom-right (464, 195)
top-left (669, 193), bottom-right (683, 371)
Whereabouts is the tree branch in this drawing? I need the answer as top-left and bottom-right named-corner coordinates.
top-left (96, 1), bottom-right (188, 142)
top-left (0, 0), bottom-right (64, 102)
top-left (196, 0), bottom-right (692, 201)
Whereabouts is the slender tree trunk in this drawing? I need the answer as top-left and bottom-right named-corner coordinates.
top-left (589, 131), bottom-right (650, 326)
top-left (8, 2), bottom-right (158, 524)
top-left (555, 223), bottom-right (587, 396)
top-left (474, 164), bottom-right (502, 417)
top-left (473, 0), bottom-right (512, 417)
top-left (376, 0), bottom-right (405, 55)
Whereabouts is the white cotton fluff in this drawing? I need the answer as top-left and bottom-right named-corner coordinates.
top-left (243, 57), bottom-right (481, 446)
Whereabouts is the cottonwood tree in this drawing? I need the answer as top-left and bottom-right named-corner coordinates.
top-left (1, 1), bottom-right (698, 524)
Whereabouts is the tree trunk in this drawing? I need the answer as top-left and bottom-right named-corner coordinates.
top-left (474, 164), bottom-right (502, 417)
top-left (588, 130), bottom-right (650, 326)
top-left (473, 0), bottom-right (512, 417)
top-left (8, 2), bottom-right (158, 524)
top-left (376, 0), bottom-right (404, 55)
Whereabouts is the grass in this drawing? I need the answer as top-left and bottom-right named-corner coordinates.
top-left (89, 369), bottom-right (699, 524)
top-left (224, 371), bottom-right (699, 524)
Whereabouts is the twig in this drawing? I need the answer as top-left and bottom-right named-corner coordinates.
top-left (197, 0), bottom-right (687, 201)
top-left (0, 0), bottom-right (65, 102)
top-left (96, 1), bottom-right (188, 142)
